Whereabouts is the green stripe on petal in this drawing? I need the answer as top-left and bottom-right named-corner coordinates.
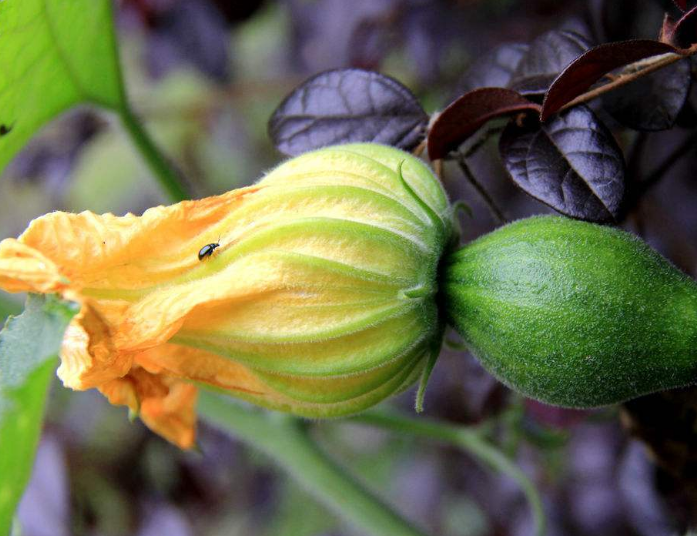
top-left (174, 305), bottom-right (435, 376)
top-left (251, 342), bottom-right (428, 404)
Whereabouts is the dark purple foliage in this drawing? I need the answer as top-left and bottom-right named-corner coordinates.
top-left (268, 69), bottom-right (428, 156)
top-left (499, 106), bottom-right (625, 222)
top-left (509, 30), bottom-right (593, 96)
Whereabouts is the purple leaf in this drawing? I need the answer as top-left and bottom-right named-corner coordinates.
top-left (268, 69), bottom-right (428, 156)
top-left (672, 5), bottom-right (697, 47)
top-left (541, 40), bottom-right (680, 121)
top-left (509, 30), bottom-right (592, 96)
top-left (499, 106), bottom-right (625, 222)
top-left (427, 88), bottom-right (540, 159)
top-left (603, 57), bottom-right (691, 131)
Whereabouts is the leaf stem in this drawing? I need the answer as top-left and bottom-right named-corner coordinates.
top-left (197, 392), bottom-right (429, 536)
top-left (557, 45), bottom-right (697, 115)
top-left (462, 125), bottom-right (505, 158)
top-left (118, 106), bottom-right (190, 202)
top-left (106, 0), bottom-right (190, 203)
top-left (351, 410), bottom-right (546, 536)
top-left (454, 155), bottom-right (507, 224)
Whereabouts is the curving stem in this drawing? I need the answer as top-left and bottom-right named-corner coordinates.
top-left (351, 410), bottom-right (546, 536)
top-left (198, 391), bottom-right (430, 536)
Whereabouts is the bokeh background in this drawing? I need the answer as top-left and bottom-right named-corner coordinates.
top-left (4, 0), bottom-right (697, 535)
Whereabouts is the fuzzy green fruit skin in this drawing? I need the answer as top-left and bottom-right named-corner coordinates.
top-left (442, 216), bottom-right (697, 407)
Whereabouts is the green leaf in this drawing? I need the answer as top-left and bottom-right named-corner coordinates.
top-left (0, 294), bottom-right (78, 536)
top-left (0, 0), bottom-right (125, 176)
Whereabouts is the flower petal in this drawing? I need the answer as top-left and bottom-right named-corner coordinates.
top-left (58, 301), bottom-right (132, 390)
top-left (0, 239), bottom-right (67, 293)
top-left (99, 366), bottom-right (197, 449)
top-left (13, 185), bottom-right (260, 291)
top-left (0, 143), bottom-right (452, 447)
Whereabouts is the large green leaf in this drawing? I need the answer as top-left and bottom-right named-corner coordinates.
top-left (0, 0), bottom-right (125, 175)
top-left (0, 294), bottom-right (78, 536)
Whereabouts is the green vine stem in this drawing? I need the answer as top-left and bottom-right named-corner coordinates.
top-left (118, 106), bottom-right (190, 202)
top-left (108, 0), bottom-right (190, 205)
top-left (351, 410), bottom-right (546, 536)
top-left (197, 391), bottom-right (430, 536)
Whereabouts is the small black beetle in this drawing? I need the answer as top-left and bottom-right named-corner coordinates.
top-left (198, 242), bottom-right (220, 261)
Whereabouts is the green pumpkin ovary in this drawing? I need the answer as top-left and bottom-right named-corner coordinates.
top-left (442, 216), bottom-right (697, 407)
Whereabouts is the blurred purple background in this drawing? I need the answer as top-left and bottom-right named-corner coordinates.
top-left (4, 0), bottom-right (697, 534)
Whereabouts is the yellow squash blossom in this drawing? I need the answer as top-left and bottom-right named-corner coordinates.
top-left (0, 144), bottom-right (453, 448)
